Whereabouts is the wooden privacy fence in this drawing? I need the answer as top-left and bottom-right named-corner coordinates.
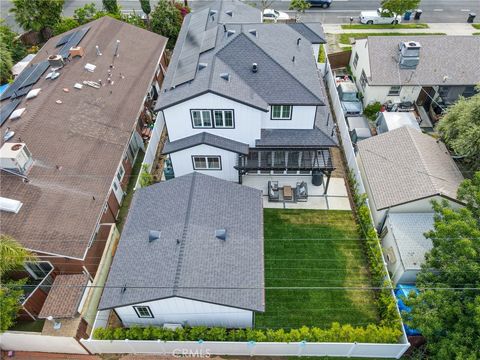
top-left (328, 50), bottom-right (352, 70)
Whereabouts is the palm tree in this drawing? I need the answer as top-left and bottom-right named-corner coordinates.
top-left (0, 235), bottom-right (36, 276)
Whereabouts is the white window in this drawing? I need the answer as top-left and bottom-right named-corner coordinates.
top-left (388, 85), bottom-right (401, 96)
top-left (271, 105), bottom-right (292, 120)
top-left (191, 110), bottom-right (212, 128)
top-left (360, 70), bottom-right (367, 91)
top-left (353, 53), bottom-right (359, 68)
top-left (116, 164), bottom-right (125, 182)
top-left (134, 306), bottom-right (153, 318)
top-left (192, 156), bottom-right (221, 170)
top-left (213, 110), bottom-right (234, 128)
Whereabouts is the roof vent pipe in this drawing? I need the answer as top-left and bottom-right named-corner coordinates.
top-left (114, 40), bottom-right (120, 57)
top-left (223, 24), bottom-right (227, 32)
top-left (252, 63), bottom-right (258, 73)
top-left (292, 56), bottom-right (295, 63)
top-left (297, 37), bottom-right (301, 46)
top-left (96, 45), bottom-right (102, 56)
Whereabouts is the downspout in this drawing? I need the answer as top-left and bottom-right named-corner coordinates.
top-left (377, 207), bottom-right (390, 234)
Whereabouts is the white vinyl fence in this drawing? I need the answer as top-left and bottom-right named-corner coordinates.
top-left (81, 339), bottom-right (410, 358)
top-left (0, 332), bottom-right (88, 354)
top-left (135, 111), bottom-right (165, 189)
top-left (323, 59), bottom-right (366, 194)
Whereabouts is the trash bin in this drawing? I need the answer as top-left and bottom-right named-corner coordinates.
top-left (312, 170), bottom-right (323, 187)
top-left (414, 9), bottom-right (422, 20)
top-left (404, 10), bottom-right (412, 21)
top-left (467, 13), bottom-right (476, 23)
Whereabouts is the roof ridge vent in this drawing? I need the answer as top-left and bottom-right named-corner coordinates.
top-left (198, 62), bottom-right (208, 70)
top-left (220, 73), bottom-right (230, 81)
top-left (248, 29), bottom-right (257, 37)
top-left (226, 29), bottom-right (236, 37)
top-left (215, 229), bottom-right (227, 241)
top-left (225, 10), bottom-right (233, 17)
top-left (149, 230), bottom-right (161, 243)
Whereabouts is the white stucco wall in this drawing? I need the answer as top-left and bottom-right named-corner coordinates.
top-left (261, 105), bottom-right (316, 129)
top-left (115, 297), bottom-right (253, 328)
top-left (163, 93), bottom-right (262, 146)
top-left (169, 144), bottom-right (239, 182)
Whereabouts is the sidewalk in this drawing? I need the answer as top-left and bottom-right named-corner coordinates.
top-left (323, 23), bottom-right (478, 35)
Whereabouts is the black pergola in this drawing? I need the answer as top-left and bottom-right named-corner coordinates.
top-left (235, 148), bottom-right (335, 194)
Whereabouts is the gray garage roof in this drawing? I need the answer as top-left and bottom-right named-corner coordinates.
top-left (99, 172), bottom-right (264, 312)
top-left (387, 213), bottom-right (434, 270)
top-left (367, 36), bottom-right (480, 86)
top-left (156, 1), bottom-right (326, 111)
top-left (163, 132), bottom-right (249, 155)
top-left (287, 23), bottom-right (326, 44)
top-left (358, 126), bottom-right (464, 210)
top-left (256, 128), bottom-right (336, 148)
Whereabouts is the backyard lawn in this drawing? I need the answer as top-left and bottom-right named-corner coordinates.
top-left (255, 209), bottom-right (379, 330)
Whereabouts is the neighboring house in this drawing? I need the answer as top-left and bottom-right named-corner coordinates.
top-left (98, 172), bottom-right (264, 328)
top-left (350, 36), bottom-right (480, 116)
top-left (0, 17), bottom-right (168, 325)
top-left (381, 213), bottom-right (434, 285)
top-left (154, 0), bottom-right (337, 189)
top-left (357, 126), bottom-right (464, 228)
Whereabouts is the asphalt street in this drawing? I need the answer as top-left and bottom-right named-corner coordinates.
top-left (1, 0), bottom-right (479, 31)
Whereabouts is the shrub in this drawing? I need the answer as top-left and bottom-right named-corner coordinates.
top-left (138, 163), bottom-right (154, 188)
top-left (53, 17), bottom-right (79, 36)
top-left (363, 102), bottom-right (382, 121)
top-left (317, 45), bottom-right (326, 63)
top-left (93, 322), bottom-right (402, 343)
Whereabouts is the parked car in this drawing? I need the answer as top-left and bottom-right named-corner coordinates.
top-left (360, 8), bottom-right (402, 24)
top-left (335, 75), bottom-right (363, 116)
top-left (306, 0), bottom-right (333, 8)
top-left (262, 9), bottom-right (290, 22)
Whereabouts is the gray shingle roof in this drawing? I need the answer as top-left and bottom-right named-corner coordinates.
top-left (256, 128), bottom-right (336, 148)
top-left (287, 23), bottom-right (326, 44)
top-left (387, 213), bottom-right (434, 270)
top-left (358, 126), bottom-right (464, 210)
top-left (99, 173), bottom-right (264, 311)
top-left (163, 132), bottom-right (249, 155)
top-left (156, 1), bottom-right (326, 111)
top-left (366, 36), bottom-right (480, 86)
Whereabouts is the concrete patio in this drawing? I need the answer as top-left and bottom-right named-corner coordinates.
top-left (242, 175), bottom-right (351, 210)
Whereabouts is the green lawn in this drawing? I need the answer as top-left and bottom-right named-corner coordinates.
top-left (339, 32), bottom-right (446, 45)
top-left (341, 24), bottom-right (428, 29)
top-left (255, 209), bottom-right (379, 330)
top-left (116, 150), bottom-right (145, 232)
top-left (472, 24), bottom-right (480, 29)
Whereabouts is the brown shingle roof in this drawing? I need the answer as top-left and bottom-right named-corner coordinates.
top-left (38, 273), bottom-right (89, 319)
top-left (0, 17), bottom-right (167, 258)
top-left (358, 126), bottom-right (464, 210)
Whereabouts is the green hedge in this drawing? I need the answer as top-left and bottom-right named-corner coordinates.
top-left (347, 171), bottom-right (401, 328)
top-left (93, 322), bottom-right (401, 343)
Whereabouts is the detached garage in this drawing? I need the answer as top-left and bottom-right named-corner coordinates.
top-left (98, 172), bottom-right (264, 328)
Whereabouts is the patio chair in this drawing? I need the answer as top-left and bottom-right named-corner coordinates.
top-left (295, 181), bottom-right (308, 202)
top-left (268, 181), bottom-right (280, 202)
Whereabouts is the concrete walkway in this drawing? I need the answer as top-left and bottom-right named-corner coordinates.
top-left (323, 23), bottom-right (479, 35)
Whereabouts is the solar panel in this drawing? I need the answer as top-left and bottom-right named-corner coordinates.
top-left (0, 65), bottom-right (37, 100)
top-left (200, 27), bottom-right (217, 53)
top-left (0, 99), bottom-right (21, 127)
top-left (59, 27), bottom-right (90, 58)
top-left (56, 32), bottom-right (74, 47)
top-left (16, 61), bottom-right (50, 89)
top-left (172, 9), bottom-right (209, 87)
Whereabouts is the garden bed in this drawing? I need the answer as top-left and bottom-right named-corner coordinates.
top-left (255, 209), bottom-right (379, 330)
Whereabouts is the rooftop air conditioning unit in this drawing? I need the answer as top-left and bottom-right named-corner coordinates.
top-left (48, 54), bottom-right (64, 69)
top-left (0, 143), bottom-right (34, 175)
top-left (398, 41), bottom-right (421, 69)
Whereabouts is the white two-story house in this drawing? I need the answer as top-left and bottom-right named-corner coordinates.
top-left (154, 0), bottom-right (337, 191)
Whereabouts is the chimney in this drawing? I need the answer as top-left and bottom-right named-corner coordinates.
top-left (252, 63), bottom-right (258, 73)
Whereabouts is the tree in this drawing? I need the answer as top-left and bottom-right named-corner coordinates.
top-left (380, 0), bottom-right (421, 17)
top-left (0, 43), bottom-right (13, 84)
top-left (289, 0), bottom-right (310, 22)
top-left (74, 3), bottom-right (100, 24)
top-left (102, 0), bottom-right (120, 14)
top-left (0, 20), bottom-right (28, 63)
top-left (139, 164), bottom-right (154, 187)
top-left (139, 0), bottom-right (152, 28)
top-left (150, 0), bottom-right (183, 49)
top-left (458, 171), bottom-right (480, 223)
top-left (10, 0), bottom-right (64, 38)
top-left (405, 194), bottom-right (480, 359)
top-left (437, 90), bottom-right (480, 171)
top-left (0, 235), bottom-right (36, 332)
